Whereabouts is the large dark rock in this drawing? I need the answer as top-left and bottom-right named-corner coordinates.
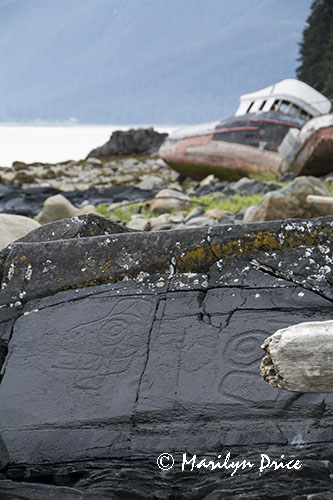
top-left (0, 216), bottom-right (332, 498)
top-left (87, 128), bottom-right (168, 159)
top-left (0, 184), bottom-right (155, 217)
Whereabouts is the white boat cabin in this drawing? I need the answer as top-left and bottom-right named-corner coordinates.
top-left (235, 79), bottom-right (331, 119)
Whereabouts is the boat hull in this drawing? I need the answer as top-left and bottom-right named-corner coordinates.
top-left (159, 111), bottom-right (303, 181)
top-left (288, 126), bottom-right (333, 176)
top-left (159, 135), bottom-right (282, 181)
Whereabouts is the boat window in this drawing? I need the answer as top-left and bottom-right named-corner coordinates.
top-left (289, 104), bottom-right (300, 116)
top-left (246, 102), bottom-right (254, 113)
top-left (279, 100), bottom-right (290, 113)
top-left (300, 110), bottom-right (312, 120)
top-left (271, 100), bottom-right (280, 111)
top-left (259, 100), bottom-right (267, 111)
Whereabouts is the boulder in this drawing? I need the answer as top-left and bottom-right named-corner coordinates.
top-left (126, 215), bottom-right (150, 231)
top-left (0, 213), bottom-right (133, 249)
top-left (184, 206), bottom-right (204, 222)
top-left (0, 214), bottom-right (40, 249)
top-left (232, 177), bottom-right (280, 195)
top-left (87, 128), bottom-right (168, 159)
top-left (199, 174), bottom-right (219, 187)
top-left (35, 194), bottom-right (97, 224)
top-left (149, 188), bottom-right (191, 214)
top-left (0, 216), bottom-right (333, 498)
top-left (244, 176), bottom-right (332, 222)
top-left (35, 194), bottom-right (79, 224)
top-left (204, 208), bottom-right (227, 219)
top-left (136, 175), bottom-right (165, 190)
top-left (184, 215), bottom-right (214, 226)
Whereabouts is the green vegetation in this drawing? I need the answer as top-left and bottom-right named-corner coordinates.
top-left (97, 193), bottom-right (265, 222)
top-left (97, 179), bottom-right (333, 223)
top-left (297, 0), bottom-right (333, 99)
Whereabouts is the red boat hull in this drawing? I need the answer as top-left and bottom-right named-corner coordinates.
top-left (159, 134), bottom-right (282, 180)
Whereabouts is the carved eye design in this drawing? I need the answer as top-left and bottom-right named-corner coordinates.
top-left (223, 330), bottom-right (268, 366)
top-left (99, 318), bottom-right (128, 345)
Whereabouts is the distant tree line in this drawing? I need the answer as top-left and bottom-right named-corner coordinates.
top-left (297, 0), bottom-right (333, 100)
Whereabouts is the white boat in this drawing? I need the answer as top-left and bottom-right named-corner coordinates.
top-left (159, 79), bottom-right (333, 180)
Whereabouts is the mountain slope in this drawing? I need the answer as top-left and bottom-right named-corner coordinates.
top-left (0, 0), bottom-right (312, 123)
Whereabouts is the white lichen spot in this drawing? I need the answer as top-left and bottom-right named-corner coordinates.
top-left (318, 245), bottom-right (330, 254)
top-left (298, 292), bottom-right (305, 297)
top-left (136, 271), bottom-right (150, 282)
top-left (156, 278), bottom-right (165, 288)
top-left (255, 293), bottom-right (260, 298)
top-left (25, 264), bottom-right (32, 281)
top-left (278, 232), bottom-right (285, 244)
top-left (7, 263), bottom-right (15, 281)
top-left (168, 264), bottom-right (175, 278)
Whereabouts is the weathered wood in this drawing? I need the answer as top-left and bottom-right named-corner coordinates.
top-left (306, 194), bottom-right (333, 206)
top-left (261, 321), bottom-right (333, 392)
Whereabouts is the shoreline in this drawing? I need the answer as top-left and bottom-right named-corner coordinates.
top-left (0, 124), bottom-right (180, 167)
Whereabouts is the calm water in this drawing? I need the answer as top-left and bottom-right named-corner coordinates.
top-left (0, 124), bottom-right (178, 167)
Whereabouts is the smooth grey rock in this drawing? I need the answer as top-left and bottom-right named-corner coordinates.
top-left (126, 215), bottom-right (151, 231)
top-left (149, 188), bottom-right (191, 214)
top-left (136, 175), bottom-right (165, 190)
top-left (184, 206), bottom-right (204, 222)
top-left (184, 215), bottom-right (214, 226)
top-left (35, 194), bottom-right (79, 224)
top-left (244, 176), bottom-right (332, 222)
top-left (0, 214), bottom-right (40, 249)
top-left (85, 157), bottom-right (102, 166)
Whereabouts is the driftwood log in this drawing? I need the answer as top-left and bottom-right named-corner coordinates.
top-left (306, 194), bottom-right (333, 206)
top-left (261, 321), bottom-right (333, 392)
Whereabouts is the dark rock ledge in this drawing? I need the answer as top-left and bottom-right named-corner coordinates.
top-left (0, 214), bottom-right (333, 499)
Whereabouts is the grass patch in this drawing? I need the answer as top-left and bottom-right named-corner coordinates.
top-left (97, 192), bottom-right (265, 222)
top-left (187, 193), bottom-right (264, 215)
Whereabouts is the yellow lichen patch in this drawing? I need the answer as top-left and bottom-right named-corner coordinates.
top-left (210, 226), bottom-right (333, 260)
top-left (177, 245), bottom-right (213, 271)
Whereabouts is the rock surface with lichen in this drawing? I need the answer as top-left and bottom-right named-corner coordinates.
top-left (0, 214), bottom-right (332, 499)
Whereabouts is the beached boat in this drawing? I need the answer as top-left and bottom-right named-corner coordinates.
top-left (159, 79), bottom-right (332, 180)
